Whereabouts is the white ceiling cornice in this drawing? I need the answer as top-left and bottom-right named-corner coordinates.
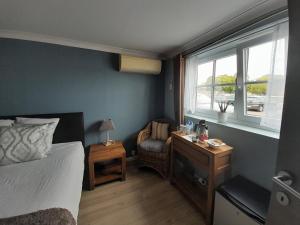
top-left (0, 30), bottom-right (163, 59)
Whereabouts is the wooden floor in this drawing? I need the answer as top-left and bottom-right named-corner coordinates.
top-left (78, 166), bottom-right (205, 225)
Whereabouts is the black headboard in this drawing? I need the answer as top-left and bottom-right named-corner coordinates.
top-left (0, 112), bottom-right (85, 146)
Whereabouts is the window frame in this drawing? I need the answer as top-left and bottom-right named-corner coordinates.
top-left (236, 33), bottom-right (275, 127)
top-left (191, 28), bottom-right (285, 132)
top-left (195, 49), bottom-right (237, 119)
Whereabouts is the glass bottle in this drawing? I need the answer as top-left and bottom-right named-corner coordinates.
top-left (198, 120), bottom-right (208, 142)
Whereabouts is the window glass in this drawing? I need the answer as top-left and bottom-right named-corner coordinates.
top-left (246, 42), bottom-right (272, 82)
top-left (215, 55), bottom-right (237, 84)
top-left (246, 84), bottom-right (266, 115)
top-left (196, 55), bottom-right (237, 113)
top-left (196, 86), bottom-right (211, 110)
top-left (213, 85), bottom-right (235, 113)
top-left (197, 61), bottom-right (213, 85)
top-left (244, 42), bottom-right (272, 117)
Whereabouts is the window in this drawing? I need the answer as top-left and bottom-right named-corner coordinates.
top-left (184, 20), bottom-right (289, 131)
top-left (196, 54), bottom-right (237, 113)
top-left (244, 42), bottom-right (272, 117)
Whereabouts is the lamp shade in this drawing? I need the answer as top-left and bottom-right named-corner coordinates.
top-left (99, 119), bottom-right (115, 132)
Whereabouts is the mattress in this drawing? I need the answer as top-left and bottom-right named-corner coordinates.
top-left (0, 141), bottom-right (84, 221)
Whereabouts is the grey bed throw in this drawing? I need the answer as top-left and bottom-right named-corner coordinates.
top-left (0, 208), bottom-right (76, 225)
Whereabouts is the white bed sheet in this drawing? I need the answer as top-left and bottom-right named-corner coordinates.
top-left (0, 141), bottom-right (84, 221)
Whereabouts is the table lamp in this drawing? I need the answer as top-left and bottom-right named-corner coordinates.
top-left (99, 119), bottom-right (115, 146)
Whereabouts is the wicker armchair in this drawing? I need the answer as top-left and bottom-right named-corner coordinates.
top-left (137, 119), bottom-right (174, 178)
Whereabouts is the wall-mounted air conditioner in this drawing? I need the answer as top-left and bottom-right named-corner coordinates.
top-left (119, 54), bottom-right (161, 75)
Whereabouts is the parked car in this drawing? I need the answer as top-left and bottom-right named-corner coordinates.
top-left (247, 96), bottom-right (265, 112)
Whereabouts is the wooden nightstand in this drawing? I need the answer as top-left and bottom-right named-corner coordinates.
top-left (88, 141), bottom-right (126, 190)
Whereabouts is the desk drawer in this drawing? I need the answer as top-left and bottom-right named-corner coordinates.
top-left (173, 138), bottom-right (209, 169)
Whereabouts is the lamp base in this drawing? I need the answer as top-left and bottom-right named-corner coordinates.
top-left (103, 140), bottom-right (114, 146)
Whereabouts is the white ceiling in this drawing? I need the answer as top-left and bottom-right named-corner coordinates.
top-left (0, 0), bottom-right (287, 58)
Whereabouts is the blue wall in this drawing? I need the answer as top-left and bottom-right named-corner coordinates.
top-left (0, 38), bottom-right (164, 154)
top-left (163, 58), bottom-right (279, 190)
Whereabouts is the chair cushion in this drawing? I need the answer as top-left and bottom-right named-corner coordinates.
top-left (151, 121), bottom-right (169, 141)
top-left (140, 138), bottom-right (165, 153)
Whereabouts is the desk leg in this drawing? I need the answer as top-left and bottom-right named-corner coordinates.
top-left (122, 154), bottom-right (126, 181)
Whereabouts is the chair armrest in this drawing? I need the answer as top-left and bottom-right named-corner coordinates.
top-left (137, 129), bottom-right (151, 145)
top-left (163, 136), bottom-right (172, 153)
top-left (137, 122), bottom-right (152, 145)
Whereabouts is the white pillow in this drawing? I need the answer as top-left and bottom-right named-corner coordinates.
top-left (16, 117), bottom-right (60, 154)
top-left (0, 119), bottom-right (14, 127)
top-left (0, 124), bottom-right (50, 166)
top-left (16, 117), bottom-right (59, 127)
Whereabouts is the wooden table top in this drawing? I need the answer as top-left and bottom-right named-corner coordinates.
top-left (89, 141), bottom-right (125, 162)
top-left (172, 131), bottom-right (233, 155)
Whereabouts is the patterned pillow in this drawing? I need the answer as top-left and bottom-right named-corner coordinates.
top-left (151, 121), bottom-right (169, 141)
top-left (16, 117), bottom-right (59, 154)
top-left (0, 119), bottom-right (14, 127)
top-left (0, 125), bottom-right (50, 166)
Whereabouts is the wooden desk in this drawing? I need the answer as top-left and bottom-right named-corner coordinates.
top-left (88, 141), bottom-right (126, 190)
top-left (170, 132), bottom-right (233, 225)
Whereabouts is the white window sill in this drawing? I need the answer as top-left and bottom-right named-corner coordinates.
top-left (185, 114), bottom-right (279, 139)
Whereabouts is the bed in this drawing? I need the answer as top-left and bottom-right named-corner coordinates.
top-left (0, 112), bottom-right (85, 225)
